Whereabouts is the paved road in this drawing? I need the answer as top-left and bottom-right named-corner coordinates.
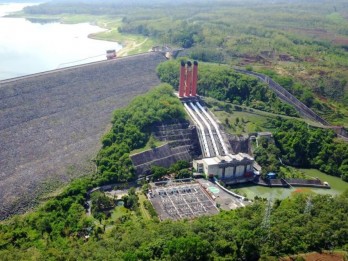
top-left (196, 179), bottom-right (248, 210)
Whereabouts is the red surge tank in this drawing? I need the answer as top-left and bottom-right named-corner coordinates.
top-left (185, 61), bottom-right (192, 96)
top-left (179, 61), bottom-right (186, 97)
top-left (191, 61), bottom-right (198, 96)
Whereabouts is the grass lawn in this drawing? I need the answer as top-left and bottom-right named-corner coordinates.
top-left (87, 18), bottom-right (155, 56)
top-left (137, 193), bottom-right (151, 220)
top-left (110, 205), bottom-right (132, 221)
top-left (205, 97), bottom-right (321, 135)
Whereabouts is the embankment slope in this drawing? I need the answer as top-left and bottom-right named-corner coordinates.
top-left (0, 52), bottom-right (166, 219)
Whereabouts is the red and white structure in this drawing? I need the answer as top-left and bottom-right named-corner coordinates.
top-left (179, 60), bottom-right (198, 97)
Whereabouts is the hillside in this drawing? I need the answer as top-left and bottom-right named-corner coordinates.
top-left (0, 85), bottom-right (347, 261)
top-left (0, 52), bottom-right (166, 219)
top-left (21, 0), bottom-right (348, 125)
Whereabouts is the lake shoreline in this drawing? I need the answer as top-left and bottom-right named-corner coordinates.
top-left (6, 10), bottom-right (154, 57)
top-left (0, 5), bottom-right (125, 80)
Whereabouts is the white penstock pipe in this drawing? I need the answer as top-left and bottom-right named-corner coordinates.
top-left (184, 103), bottom-right (210, 157)
top-left (196, 102), bottom-right (229, 155)
top-left (190, 102), bottom-right (219, 156)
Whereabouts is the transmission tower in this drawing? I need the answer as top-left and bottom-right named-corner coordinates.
top-left (304, 196), bottom-right (312, 214)
top-left (261, 194), bottom-right (272, 241)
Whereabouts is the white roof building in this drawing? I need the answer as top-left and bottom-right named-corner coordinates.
top-left (193, 153), bottom-right (255, 184)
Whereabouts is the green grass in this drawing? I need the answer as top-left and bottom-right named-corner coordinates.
top-left (137, 193), bottom-right (151, 220)
top-left (323, 100), bottom-right (348, 127)
top-left (209, 101), bottom-right (319, 134)
top-left (61, 14), bottom-right (109, 24)
top-left (87, 18), bottom-right (156, 55)
top-left (279, 166), bottom-right (307, 179)
top-left (110, 205), bottom-right (132, 220)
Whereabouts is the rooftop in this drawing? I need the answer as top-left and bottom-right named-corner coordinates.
top-left (201, 153), bottom-right (254, 166)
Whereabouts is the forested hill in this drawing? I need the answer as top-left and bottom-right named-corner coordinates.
top-left (95, 84), bottom-right (186, 185)
top-left (254, 118), bottom-right (348, 181)
top-left (22, 0), bottom-right (348, 125)
top-left (157, 60), bottom-right (298, 116)
top-left (2, 191), bottom-right (348, 260)
top-left (157, 60), bottom-right (348, 182)
top-left (0, 85), bottom-right (347, 260)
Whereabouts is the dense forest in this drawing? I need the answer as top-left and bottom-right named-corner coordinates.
top-left (254, 118), bottom-right (348, 181)
top-left (1, 190), bottom-right (348, 260)
top-left (95, 84), bottom-right (185, 185)
top-left (21, 0), bottom-right (348, 125)
top-left (0, 85), bottom-right (347, 260)
top-left (157, 60), bottom-right (298, 116)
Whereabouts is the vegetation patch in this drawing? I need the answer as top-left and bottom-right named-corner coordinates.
top-left (20, 0), bottom-right (348, 124)
top-left (253, 118), bottom-right (348, 181)
top-left (157, 60), bottom-right (298, 117)
top-left (96, 84), bottom-right (186, 185)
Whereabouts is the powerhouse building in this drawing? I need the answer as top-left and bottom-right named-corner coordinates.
top-left (193, 153), bottom-right (254, 182)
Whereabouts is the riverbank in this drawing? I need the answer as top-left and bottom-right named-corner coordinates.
top-left (8, 11), bottom-right (155, 56)
top-left (87, 18), bottom-right (155, 56)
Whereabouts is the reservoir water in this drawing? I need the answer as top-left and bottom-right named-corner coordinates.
top-left (232, 169), bottom-right (348, 200)
top-left (0, 3), bottom-right (122, 80)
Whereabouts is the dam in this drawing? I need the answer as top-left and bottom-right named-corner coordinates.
top-left (0, 52), bottom-right (167, 219)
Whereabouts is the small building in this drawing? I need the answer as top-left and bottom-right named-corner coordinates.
top-left (193, 153), bottom-right (254, 183)
top-left (266, 172), bottom-right (277, 179)
top-left (257, 132), bottom-right (273, 140)
top-left (106, 50), bottom-right (116, 60)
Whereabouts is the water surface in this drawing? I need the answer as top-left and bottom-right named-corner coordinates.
top-left (0, 3), bottom-right (121, 80)
top-left (232, 169), bottom-right (348, 200)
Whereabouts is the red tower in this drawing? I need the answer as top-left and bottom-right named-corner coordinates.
top-left (179, 61), bottom-right (186, 97)
top-left (185, 61), bottom-right (192, 96)
top-left (191, 61), bottom-right (198, 96)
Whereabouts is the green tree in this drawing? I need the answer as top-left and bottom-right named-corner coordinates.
top-left (148, 135), bottom-right (157, 150)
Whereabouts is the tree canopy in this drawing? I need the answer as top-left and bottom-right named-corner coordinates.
top-left (96, 84), bottom-right (186, 185)
top-left (157, 60), bottom-right (298, 117)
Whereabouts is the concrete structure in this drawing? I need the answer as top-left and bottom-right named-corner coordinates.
top-left (179, 61), bottom-right (186, 97)
top-left (178, 60), bottom-right (198, 97)
top-left (106, 50), bottom-right (116, 60)
top-left (193, 153), bottom-right (254, 180)
top-left (178, 64), bottom-right (256, 185)
top-left (266, 172), bottom-right (277, 179)
top-left (185, 61), bottom-right (192, 96)
top-left (191, 61), bottom-right (198, 96)
top-left (149, 182), bottom-right (219, 220)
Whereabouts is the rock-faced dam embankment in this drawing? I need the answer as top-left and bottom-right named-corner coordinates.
top-left (0, 52), bottom-right (167, 219)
